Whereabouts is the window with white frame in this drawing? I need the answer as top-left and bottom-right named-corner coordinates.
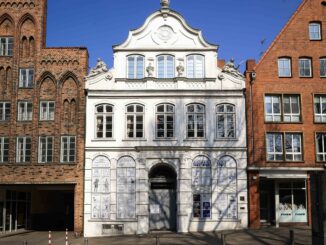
top-left (39, 101), bottom-right (55, 121)
top-left (192, 156), bottom-right (211, 218)
top-left (38, 136), bottom-right (53, 163)
top-left (127, 55), bottom-right (144, 79)
top-left (278, 58), bottom-right (291, 77)
top-left (316, 133), bottom-right (326, 162)
top-left (320, 58), bottom-right (326, 77)
top-left (266, 133), bottom-right (283, 161)
top-left (156, 103), bottom-right (174, 138)
top-left (117, 156), bottom-right (136, 219)
top-left (60, 136), bottom-right (76, 163)
top-left (157, 55), bottom-right (174, 78)
top-left (299, 58), bottom-right (312, 77)
top-left (126, 104), bottom-right (144, 138)
top-left (0, 137), bottom-right (9, 163)
top-left (0, 102), bottom-right (10, 121)
top-left (187, 104), bottom-right (205, 138)
top-left (17, 101), bottom-right (32, 121)
top-left (309, 22), bottom-right (321, 40)
top-left (187, 55), bottom-right (204, 78)
top-left (95, 104), bottom-right (113, 138)
top-left (216, 104), bottom-right (236, 139)
top-left (16, 137), bottom-right (31, 163)
top-left (314, 95), bottom-right (326, 123)
top-left (19, 68), bottom-right (34, 88)
top-left (0, 37), bottom-right (13, 56)
top-left (265, 95), bottom-right (301, 122)
top-left (285, 133), bottom-right (302, 161)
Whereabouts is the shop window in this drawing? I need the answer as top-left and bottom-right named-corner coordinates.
top-left (279, 181), bottom-right (307, 223)
top-left (91, 156), bottom-right (110, 219)
top-left (156, 103), bottom-right (174, 138)
top-left (117, 156), bottom-right (136, 219)
top-left (314, 95), bottom-right (326, 123)
top-left (186, 104), bottom-right (205, 138)
top-left (38, 136), bottom-right (53, 163)
top-left (187, 55), bottom-right (204, 78)
top-left (216, 156), bottom-right (238, 219)
top-left (127, 55), bottom-right (144, 79)
top-left (126, 104), bottom-right (144, 139)
top-left (60, 136), bottom-right (76, 163)
top-left (0, 137), bottom-right (9, 163)
top-left (157, 55), bottom-right (174, 78)
top-left (278, 58), bottom-right (291, 77)
top-left (216, 104), bottom-right (236, 139)
top-left (95, 104), bottom-right (113, 138)
top-left (265, 94), bottom-right (301, 122)
top-left (16, 137), bottom-right (31, 163)
top-left (39, 101), bottom-right (55, 121)
top-left (192, 156), bottom-right (211, 218)
top-left (299, 58), bottom-right (312, 77)
top-left (316, 133), bottom-right (326, 162)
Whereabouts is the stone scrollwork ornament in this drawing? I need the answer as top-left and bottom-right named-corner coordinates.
top-left (221, 58), bottom-right (244, 78)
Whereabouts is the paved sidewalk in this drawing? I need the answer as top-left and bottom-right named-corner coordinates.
top-left (0, 227), bottom-right (312, 245)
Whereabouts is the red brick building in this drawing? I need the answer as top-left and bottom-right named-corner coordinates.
top-left (0, 0), bottom-right (88, 233)
top-left (245, 0), bottom-right (326, 228)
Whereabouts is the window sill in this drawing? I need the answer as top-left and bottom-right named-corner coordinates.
top-left (39, 120), bottom-right (55, 122)
top-left (265, 121), bottom-right (303, 124)
top-left (18, 87), bottom-right (34, 89)
top-left (122, 139), bottom-right (147, 142)
top-left (184, 138), bottom-right (208, 141)
top-left (153, 138), bottom-right (178, 141)
top-left (92, 138), bottom-right (116, 142)
top-left (299, 76), bottom-right (313, 79)
top-left (266, 161), bottom-right (305, 163)
top-left (314, 121), bottom-right (326, 124)
top-left (214, 138), bottom-right (237, 141)
top-left (191, 217), bottom-right (212, 221)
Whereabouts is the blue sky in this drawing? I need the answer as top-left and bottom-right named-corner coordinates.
top-left (46, 0), bottom-right (302, 71)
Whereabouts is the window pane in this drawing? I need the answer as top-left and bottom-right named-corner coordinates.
top-left (136, 56), bottom-right (144, 79)
top-left (309, 23), bottom-right (321, 40)
top-left (321, 59), bottom-right (326, 77)
top-left (128, 57), bottom-right (135, 79)
top-left (278, 58), bottom-right (291, 77)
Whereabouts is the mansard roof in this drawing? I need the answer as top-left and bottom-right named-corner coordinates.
top-left (113, 8), bottom-right (218, 52)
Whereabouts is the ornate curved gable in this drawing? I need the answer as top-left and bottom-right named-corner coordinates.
top-left (113, 9), bottom-right (218, 51)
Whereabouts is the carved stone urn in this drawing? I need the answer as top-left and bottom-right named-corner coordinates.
top-left (160, 0), bottom-right (170, 8)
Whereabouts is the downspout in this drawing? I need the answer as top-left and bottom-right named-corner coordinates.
top-left (249, 72), bottom-right (256, 165)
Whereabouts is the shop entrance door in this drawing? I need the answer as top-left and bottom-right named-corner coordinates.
top-left (149, 164), bottom-right (177, 231)
top-left (260, 180), bottom-right (275, 225)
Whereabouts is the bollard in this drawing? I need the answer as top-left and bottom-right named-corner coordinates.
top-left (48, 231), bottom-right (52, 245)
top-left (221, 232), bottom-right (226, 245)
top-left (289, 230), bottom-right (294, 245)
top-left (156, 235), bottom-right (160, 245)
top-left (84, 238), bottom-right (88, 245)
top-left (65, 228), bottom-right (69, 245)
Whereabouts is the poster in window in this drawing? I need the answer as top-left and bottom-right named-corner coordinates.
top-left (217, 194), bottom-right (228, 219)
top-left (101, 195), bottom-right (110, 219)
top-left (92, 194), bottom-right (101, 219)
top-left (227, 194), bottom-right (237, 219)
top-left (217, 168), bottom-right (228, 185)
top-left (228, 169), bottom-right (237, 187)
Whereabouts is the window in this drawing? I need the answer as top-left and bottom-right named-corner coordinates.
top-left (39, 101), bottom-right (55, 121)
top-left (187, 104), bottom-right (205, 138)
top-left (38, 136), bottom-right (53, 163)
top-left (0, 37), bottom-right (13, 56)
top-left (316, 133), bottom-right (326, 162)
top-left (156, 104), bottom-right (174, 138)
top-left (19, 69), bottom-right (34, 88)
top-left (192, 156), bottom-right (211, 218)
top-left (216, 104), bottom-right (236, 139)
top-left (314, 95), bottom-right (326, 123)
top-left (91, 156), bottom-right (110, 219)
top-left (299, 58), bottom-right (312, 77)
top-left (0, 137), bottom-right (9, 163)
top-left (17, 101), bottom-right (32, 121)
top-left (278, 58), bottom-right (291, 77)
top-left (266, 133), bottom-right (283, 161)
top-left (0, 102), bottom-right (10, 121)
top-left (157, 55), bottom-right (174, 78)
top-left (187, 55), bottom-right (204, 78)
top-left (127, 55), bottom-right (144, 79)
top-left (320, 58), bottom-right (326, 77)
top-left (117, 156), bottom-right (136, 219)
top-left (16, 137), bottom-right (31, 163)
top-left (126, 104), bottom-right (144, 138)
top-left (309, 22), bottom-right (321, 40)
top-left (266, 133), bottom-right (303, 161)
top-left (95, 104), bottom-right (113, 138)
top-left (60, 136), bottom-right (76, 163)
top-left (265, 95), bottom-right (301, 122)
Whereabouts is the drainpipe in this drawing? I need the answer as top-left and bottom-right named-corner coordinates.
top-left (249, 72), bottom-right (256, 164)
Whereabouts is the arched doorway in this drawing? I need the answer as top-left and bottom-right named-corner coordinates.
top-left (149, 163), bottom-right (177, 231)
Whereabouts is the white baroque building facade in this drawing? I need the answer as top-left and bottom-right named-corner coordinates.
top-left (84, 1), bottom-right (248, 237)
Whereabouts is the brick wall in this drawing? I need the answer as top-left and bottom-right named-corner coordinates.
top-left (0, 0), bottom-right (88, 232)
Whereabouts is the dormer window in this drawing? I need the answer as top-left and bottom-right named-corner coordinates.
top-left (187, 55), bottom-right (204, 78)
top-left (127, 55), bottom-right (144, 79)
top-left (157, 55), bottom-right (174, 78)
top-left (309, 22), bottom-right (321, 40)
